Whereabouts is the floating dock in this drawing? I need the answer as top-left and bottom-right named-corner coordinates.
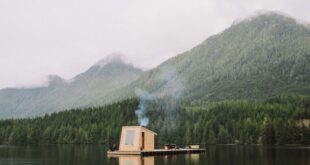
top-left (109, 126), bottom-right (206, 156)
top-left (107, 149), bottom-right (206, 156)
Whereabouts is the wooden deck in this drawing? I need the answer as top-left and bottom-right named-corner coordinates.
top-left (107, 149), bottom-right (206, 156)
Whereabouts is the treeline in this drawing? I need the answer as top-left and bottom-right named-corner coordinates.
top-left (0, 98), bottom-right (139, 144)
top-left (147, 95), bottom-right (310, 145)
top-left (0, 95), bottom-right (309, 145)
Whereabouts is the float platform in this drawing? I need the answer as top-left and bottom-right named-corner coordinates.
top-left (107, 149), bottom-right (206, 156)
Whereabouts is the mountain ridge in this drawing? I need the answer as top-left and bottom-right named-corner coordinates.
top-left (118, 11), bottom-right (310, 102)
top-left (0, 12), bottom-right (309, 118)
top-left (0, 54), bottom-right (144, 118)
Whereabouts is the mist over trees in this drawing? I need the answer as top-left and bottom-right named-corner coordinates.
top-left (1, 12), bottom-right (310, 119)
top-left (0, 13), bottom-right (309, 147)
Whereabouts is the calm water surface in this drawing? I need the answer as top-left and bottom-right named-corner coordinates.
top-left (0, 145), bottom-right (309, 165)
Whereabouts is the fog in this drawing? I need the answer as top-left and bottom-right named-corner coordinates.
top-left (0, 0), bottom-right (309, 89)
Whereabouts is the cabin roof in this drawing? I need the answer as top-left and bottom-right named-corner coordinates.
top-left (122, 126), bottom-right (157, 135)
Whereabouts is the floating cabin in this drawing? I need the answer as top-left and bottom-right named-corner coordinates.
top-left (119, 126), bottom-right (157, 151)
top-left (107, 126), bottom-right (206, 156)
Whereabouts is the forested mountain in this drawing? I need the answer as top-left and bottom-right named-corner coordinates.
top-left (0, 12), bottom-right (309, 118)
top-left (0, 54), bottom-right (143, 118)
top-left (0, 12), bottom-right (309, 145)
top-left (0, 96), bottom-right (309, 145)
top-left (126, 12), bottom-right (310, 102)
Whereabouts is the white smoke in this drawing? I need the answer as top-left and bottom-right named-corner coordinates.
top-left (135, 66), bottom-right (185, 127)
top-left (135, 88), bottom-right (155, 126)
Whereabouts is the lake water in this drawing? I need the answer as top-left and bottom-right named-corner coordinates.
top-left (0, 145), bottom-right (309, 165)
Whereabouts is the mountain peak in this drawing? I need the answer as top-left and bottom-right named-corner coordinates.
top-left (47, 75), bottom-right (67, 86)
top-left (75, 53), bottom-right (143, 82)
top-left (232, 11), bottom-right (308, 27)
top-left (95, 53), bottom-right (129, 67)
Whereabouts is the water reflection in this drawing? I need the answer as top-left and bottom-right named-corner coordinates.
top-left (189, 154), bottom-right (200, 164)
top-left (108, 154), bottom-right (201, 165)
top-left (1, 145), bottom-right (310, 165)
top-left (108, 155), bottom-right (154, 165)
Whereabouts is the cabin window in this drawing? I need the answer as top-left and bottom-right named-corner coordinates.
top-left (125, 130), bottom-right (135, 145)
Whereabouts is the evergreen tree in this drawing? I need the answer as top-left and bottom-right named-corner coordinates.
top-left (262, 121), bottom-right (276, 145)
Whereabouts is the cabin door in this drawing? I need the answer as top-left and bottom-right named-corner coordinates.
top-left (141, 132), bottom-right (145, 150)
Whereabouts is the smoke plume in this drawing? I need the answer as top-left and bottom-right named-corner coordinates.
top-left (135, 88), bottom-right (155, 126)
top-left (135, 66), bottom-right (184, 127)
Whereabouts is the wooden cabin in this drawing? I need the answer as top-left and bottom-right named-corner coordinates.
top-left (119, 126), bottom-right (157, 151)
top-left (108, 126), bottom-right (206, 155)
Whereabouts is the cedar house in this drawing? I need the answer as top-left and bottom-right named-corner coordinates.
top-left (119, 126), bottom-right (157, 151)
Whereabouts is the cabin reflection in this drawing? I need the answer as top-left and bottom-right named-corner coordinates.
top-left (108, 153), bottom-right (201, 165)
top-left (109, 155), bottom-right (154, 165)
top-left (189, 154), bottom-right (200, 164)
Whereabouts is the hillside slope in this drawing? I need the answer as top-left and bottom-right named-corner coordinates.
top-left (127, 12), bottom-right (310, 102)
top-left (0, 54), bottom-right (143, 118)
top-left (0, 12), bottom-right (309, 118)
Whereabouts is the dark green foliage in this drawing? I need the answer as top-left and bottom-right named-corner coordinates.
top-left (0, 95), bottom-right (309, 145)
top-left (129, 13), bottom-right (310, 105)
top-left (262, 121), bottom-right (276, 145)
top-left (146, 95), bottom-right (310, 145)
top-left (0, 98), bottom-right (139, 144)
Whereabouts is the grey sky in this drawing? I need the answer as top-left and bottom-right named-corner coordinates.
top-left (0, 0), bottom-right (309, 89)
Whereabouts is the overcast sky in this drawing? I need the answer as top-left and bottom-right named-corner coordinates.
top-left (0, 0), bottom-right (309, 89)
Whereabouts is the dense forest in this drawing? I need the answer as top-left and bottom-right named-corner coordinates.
top-left (1, 13), bottom-right (310, 119)
top-left (0, 95), bottom-right (309, 146)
